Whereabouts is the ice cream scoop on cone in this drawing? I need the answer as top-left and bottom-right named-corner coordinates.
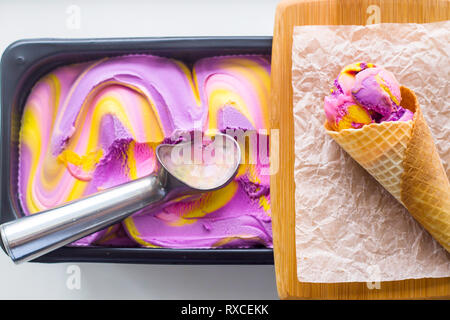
top-left (324, 63), bottom-right (450, 252)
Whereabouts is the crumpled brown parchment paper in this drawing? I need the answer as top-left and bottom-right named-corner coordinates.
top-left (292, 21), bottom-right (450, 283)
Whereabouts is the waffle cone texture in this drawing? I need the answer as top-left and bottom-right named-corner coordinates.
top-left (325, 86), bottom-right (450, 252)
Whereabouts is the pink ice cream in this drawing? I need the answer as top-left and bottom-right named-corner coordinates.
top-left (18, 54), bottom-right (272, 248)
top-left (324, 62), bottom-right (414, 131)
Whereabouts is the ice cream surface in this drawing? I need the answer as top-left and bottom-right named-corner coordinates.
top-left (18, 54), bottom-right (272, 248)
top-left (324, 62), bottom-right (414, 131)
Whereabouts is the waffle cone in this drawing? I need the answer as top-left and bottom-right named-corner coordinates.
top-left (325, 86), bottom-right (450, 252)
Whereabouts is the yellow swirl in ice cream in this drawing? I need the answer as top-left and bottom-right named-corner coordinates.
top-left (18, 55), bottom-right (272, 248)
top-left (324, 62), bottom-right (414, 131)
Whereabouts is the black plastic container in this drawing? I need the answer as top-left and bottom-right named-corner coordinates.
top-left (0, 37), bottom-right (274, 264)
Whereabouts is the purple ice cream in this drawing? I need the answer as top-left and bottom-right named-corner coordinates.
top-left (18, 54), bottom-right (273, 249)
top-left (324, 62), bottom-right (414, 131)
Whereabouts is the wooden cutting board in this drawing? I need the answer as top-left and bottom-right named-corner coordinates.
top-left (270, 0), bottom-right (450, 299)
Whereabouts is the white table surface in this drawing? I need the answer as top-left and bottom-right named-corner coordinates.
top-left (0, 0), bottom-right (279, 299)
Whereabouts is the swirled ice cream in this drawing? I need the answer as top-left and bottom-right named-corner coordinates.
top-left (324, 62), bottom-right (414, 131)
top-left (18, 54), bottom-right (272, 248)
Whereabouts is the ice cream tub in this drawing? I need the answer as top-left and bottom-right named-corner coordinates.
top-left (0, 37), bottom-right (274, 264)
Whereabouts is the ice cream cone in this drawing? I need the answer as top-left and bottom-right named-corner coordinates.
top-left (325, 86), bottom-right (450, 252)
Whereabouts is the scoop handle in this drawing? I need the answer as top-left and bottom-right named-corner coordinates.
top-left (0, 175), bottom-right (165, 264)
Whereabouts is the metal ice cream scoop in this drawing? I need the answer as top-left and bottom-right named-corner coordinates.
top-left (0, 133), bottom-right (241, 264)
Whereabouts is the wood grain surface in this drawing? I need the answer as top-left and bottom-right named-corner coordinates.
top-left (270, 0), bottom-right (450, 299)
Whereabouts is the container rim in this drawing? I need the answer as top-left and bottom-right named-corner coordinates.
top-left (0, 36), bottom-right (274, 265)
